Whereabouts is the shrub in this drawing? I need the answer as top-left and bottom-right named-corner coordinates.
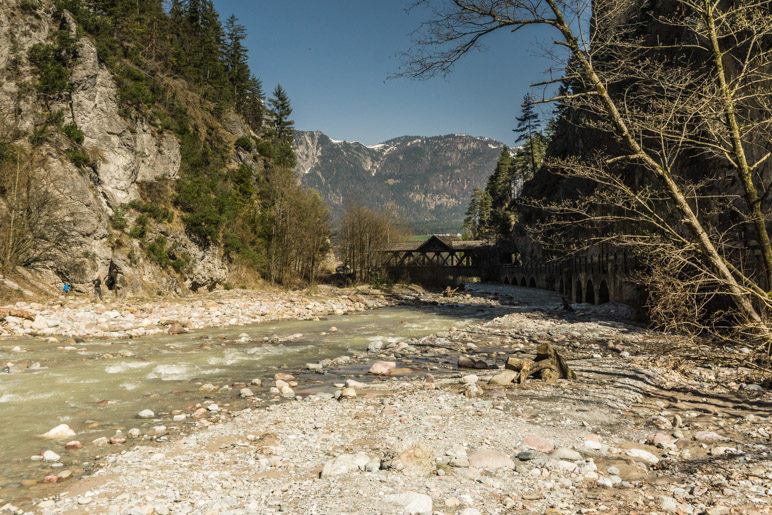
top-left (145, 236), bottom-right (189, 273)
top-left (234, 136), bottom-right (253, 152)
top-left (128, 199), bottom-right (173, 222)
top-left (128, 214), bottom-right (148, 239)
top-left (27, 43), bottom-right (71, 97)
top-left (146, 236), bottom-right (170, 266)
top-left (182, 208), bottom-right (222, 245)
top-left (28, 125), bottom-right (47, 145)
top-left (67, 149), bottom-right (91, 168)
top-left (110, 205), bottom-right (128, 231)
top-left (47, 110), bottom-right (64, 127)
top-left (61, 122), bottom-right (85, 144)
top-left (18, 0), bottom-right (41, 13)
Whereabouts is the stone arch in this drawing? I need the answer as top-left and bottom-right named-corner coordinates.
top-left (520, 277), bottom-right (527, 287)
top-left (575, 279), bottom-right (583, 303)
top-left (529, 277), bottom-right (536, 288)
top-left (585, 279), bottom-right (595, 304)
top-left (598, 280), bottom-right (610, 304)
top-left (545, 276), bottom-right (555, 291)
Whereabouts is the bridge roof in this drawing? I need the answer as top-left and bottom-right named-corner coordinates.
top-left (381, 234), bottom-right (492, 253)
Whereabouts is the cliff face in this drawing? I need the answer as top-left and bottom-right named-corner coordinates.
top-left (0, 1), bottom-right (239, 295)
top-left (295, 131), bottom-right (504, 232)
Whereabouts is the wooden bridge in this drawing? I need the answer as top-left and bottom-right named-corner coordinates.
top-left (381, 234), bottom-right (498, 283)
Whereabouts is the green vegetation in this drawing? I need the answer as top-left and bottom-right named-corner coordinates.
top-left (234, 136), bottom-right (253, 152)
top-left (110, 205), bottom-right (128, 231)
top-left (146, 236), bottom-right (189, 273)
top-left (66, 149), bottom-right (91, 169)
top-left (61, 122), bottom-right (84, 144)
top-left (27, 26), bottom-right (76, 99)
top-left (464, 99), bottom-right (551, 240)
top-left (128, 214), bottom-right (148, 239)
top-left (18, 0), bottom-right (41, 12)
top-left (128, 199), bottom-right (173, 223)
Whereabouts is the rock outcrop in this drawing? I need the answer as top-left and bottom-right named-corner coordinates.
top-left (0, 1), bottom-right (234, 295)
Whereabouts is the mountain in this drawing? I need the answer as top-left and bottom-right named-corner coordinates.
top-left (295, 131), bottom-right (505, 233)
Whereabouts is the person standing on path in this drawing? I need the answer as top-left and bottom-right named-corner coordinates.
top-left (92, 276), bottom-right (103, 301)
top-left (63, 282), bottom-right (69, 298)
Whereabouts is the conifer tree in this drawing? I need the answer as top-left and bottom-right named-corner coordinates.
top-left (268, 84), bottom-right (294, 145)
top-left (224, 14), bottom-right (250, 108)
top-left (513, 93), bottom-right (540, 176)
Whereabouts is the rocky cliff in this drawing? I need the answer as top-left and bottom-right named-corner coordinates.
top-left (0, 1), bottom-right (247, 296)
top-left (295, 131), bottom-right (504, 232)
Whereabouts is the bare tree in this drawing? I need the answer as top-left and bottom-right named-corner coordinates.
top-left (399, 0), bottom-right (772, 349)
top-left (340, 203), bottom-right (402, 282)
top-left (0, 143), bottom-right (81, 275)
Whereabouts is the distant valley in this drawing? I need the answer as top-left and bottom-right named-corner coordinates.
top-left (295, 131), bottom-right (504, 233)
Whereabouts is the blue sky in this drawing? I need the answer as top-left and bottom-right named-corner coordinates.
top-left (212, 1), bottom-right (557, 146)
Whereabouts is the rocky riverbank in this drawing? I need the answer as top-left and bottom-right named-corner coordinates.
top-left (1, 285), bottom-right (770, 514)
top-left (0, 286), bottom-right (408, 340)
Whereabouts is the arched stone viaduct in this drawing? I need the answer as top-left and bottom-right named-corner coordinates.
top-left (499, 251), bottom-right (640, 306)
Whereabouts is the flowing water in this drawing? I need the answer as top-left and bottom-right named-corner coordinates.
top-left (0, 304), bottom-right (504, 499)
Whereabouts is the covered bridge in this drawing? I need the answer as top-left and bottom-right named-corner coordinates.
top-left (381, 234), bottom-right (497, 283)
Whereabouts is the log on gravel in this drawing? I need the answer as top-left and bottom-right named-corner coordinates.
top-left (504, 343), bottom-right (576, 384)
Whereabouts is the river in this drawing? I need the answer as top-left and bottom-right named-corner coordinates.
top-left (0, 303), bottom-right (507, 499)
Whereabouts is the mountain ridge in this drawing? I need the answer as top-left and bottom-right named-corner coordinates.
top-left (295, 130), bottom-right (505, 232)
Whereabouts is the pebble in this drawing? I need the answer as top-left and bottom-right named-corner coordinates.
top-left (660, 496), bottom-right (678, 513)
top-left (523, 436), bottom-right (554, 453)
top-left (467, 448), bottom-right (515, 469)
top-left (138, 409), bottom-right (155, 419)
top-left (42, 450), bottom-right (60, 462)
top-left (551, 448), bottom-right (582, 461)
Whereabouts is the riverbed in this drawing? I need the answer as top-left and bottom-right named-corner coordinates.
top-left (0, 303), bottom-right (507, 499)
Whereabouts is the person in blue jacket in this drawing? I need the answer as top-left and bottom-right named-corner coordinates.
top-left (63, 282), bottom-right (70, 298)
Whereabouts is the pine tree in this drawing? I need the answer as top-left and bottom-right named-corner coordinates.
top-left (224, 14), bottom-right (250, 109)
top-left (513, 93), bottom-right (540, 176)
top-left (268, 84), bottom-right (294, 145)
top-left (485, 146), bottom-right (513, 207)
top-left (241, 74), bottom-right (265, 131)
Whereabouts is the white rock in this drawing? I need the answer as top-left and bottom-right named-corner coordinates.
top-left (138, 409), bottom-right (155, 419)
top-left (626, 448), bottom-right (659, 464)
top-left (43, 450), bottom-right (60, 462)
top-left (551, 447), bottom-right (582, 461)
top-left (369, 360), bottom-right (397, 375)
top-left (321, 453), bottom-right (371, 477)
top-left (240, 388), bottom-right (254, 398)
top-left (383, 492), bottom-right (433, 515)
top-left (42, 424), bottom-right (76, 439)
top-left (207, 403), bottom-right (219, 412)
